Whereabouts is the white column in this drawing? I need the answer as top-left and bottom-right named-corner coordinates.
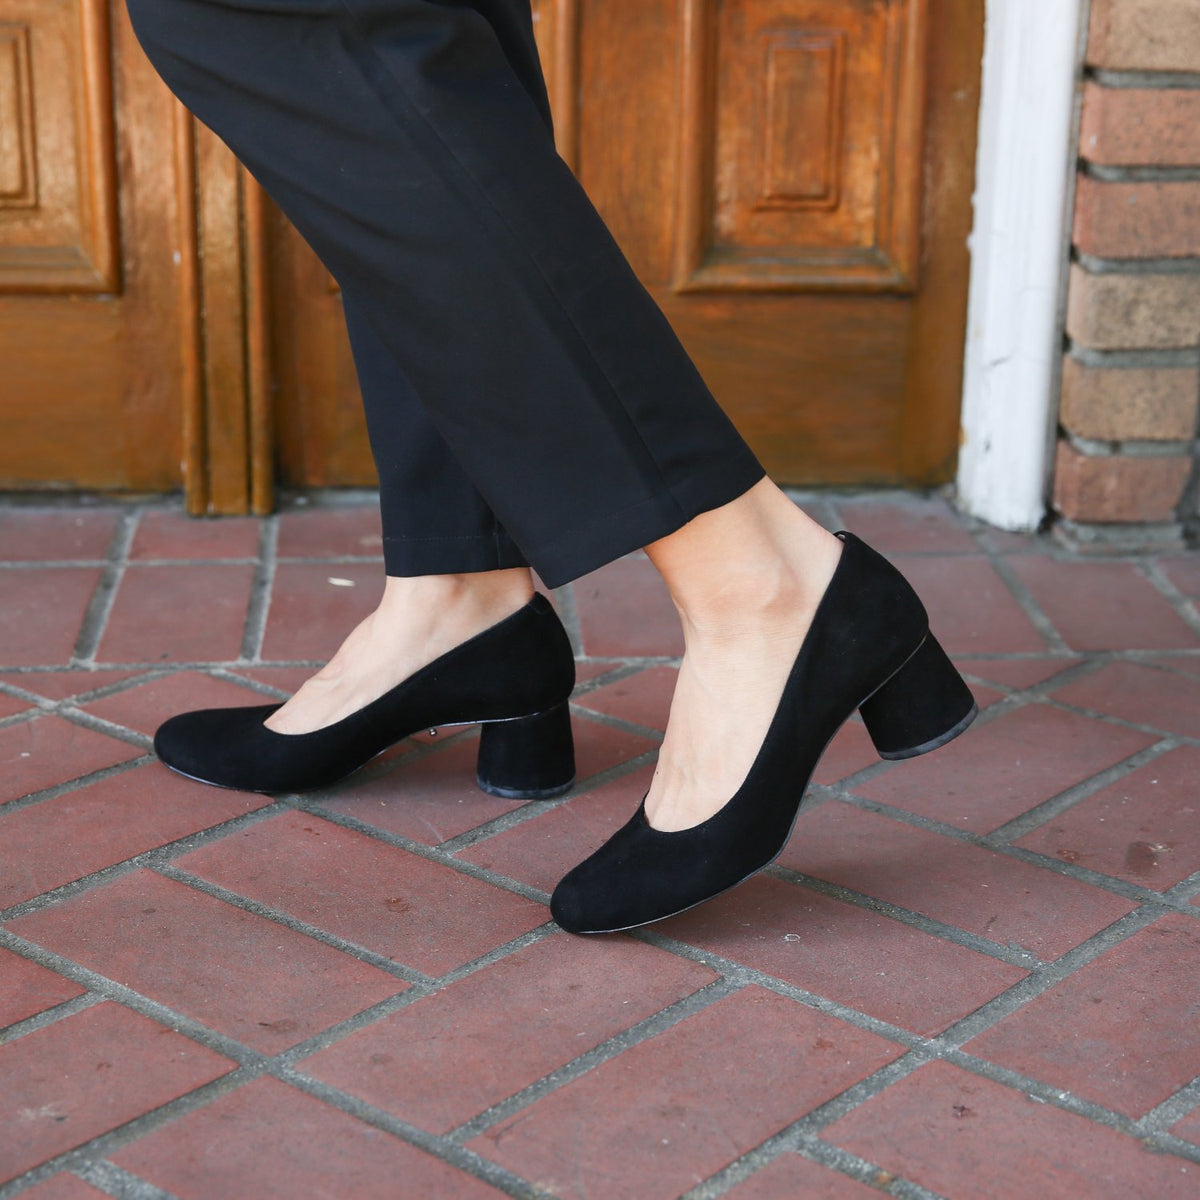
top-left (956, 0), bottom-right (1088, 530)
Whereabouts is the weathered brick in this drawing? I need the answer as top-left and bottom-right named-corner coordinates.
top-left (1065, 263), bottom-right (1200, 350)
top-left (1053, 441), bottom-right (1191, 522)
top-left (1080, 83), bottom-right (1200, 167)
top-left (1088, 0), bottom-right (1200, 71)
top-left (1074, 175), bottom-right (1200, 258)
top-left (1060, 357), bottom-right (1200, 441)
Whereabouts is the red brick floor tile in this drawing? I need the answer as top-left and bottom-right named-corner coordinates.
top-left (952, 656), bottom-right (1082, 690)
top-left (0, 669), bottom-right (146, 702)
top-left (14, 1174), bottom-right (110, 1200)
top-left (1008, 556), bottom-right (1198, 651)
top-left (300, 933), bottom-right (720, 1133)
top-left (660, 876), bottom-right (1027, 1036)
top-left (1016, 746), bottom-right (1200, 888)
top-left (98, 565), bottom-right (255, 664)
top-left (0, 948), bottom-right (85, 1027)
top-left (812, 719), bottom-right (881, 786)
top-left (780, 802), bottom-right (1134, 960)
top-left (1157, 555), bottom-right (1200, 600)
top-left (0, 690), bottom-right (34, 719)
top-left (832, 499), bottom-right (978, 554)
top-left (275, 507), bottom-right (384, 559)
top-left (963, 915), bottom-right (1200, 1118)
top-left (851, 704), bottom-right (1155, 833)
top-left (318, 737), bottom-right (529, 845)
top-left (260, 562), bottom-right (383, 662)
top-left (460, 764), bottom-right (655, 892)
top-left (321, 714), bottom-right (654, 847)
top-left (898, 557), bottom-right (1049, 654)
top-left (8, 872), bottom-right (406, 1053)
top-left (724, 1154), bottom-right (885, 1199)
top-left (0, 1002), bottom-right (233, 1183)
top-left (175, 811), bottom-right (547, 977)
top-left (112, 1077), bottom-right (500, 1199)
top-left (574, 555), bottom-right (684, 658)
top-left (0, 569), bottom-right (102, 667)
top-left (824, 1061), bottom-right (1197, 1199)
top-left (81, 672), bottom-right (265, 737)
top-left (129, 512), bottom-right (260, 561)
top-left (0, 763), bottom-right (270, 909)
top-left (0, 511), bottom-right (117, 562)
top-left (573, 664), bottom-right (676, 731)
top-left (0, 716), bottom-right (140, 804)
top-left (469, 987), bottom-right (903, 1199)
top-left (1051, 660), bottom-right (1200, 740)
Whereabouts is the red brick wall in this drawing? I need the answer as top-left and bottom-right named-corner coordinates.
top-left (1054, 0), bottom-right (1200, 536)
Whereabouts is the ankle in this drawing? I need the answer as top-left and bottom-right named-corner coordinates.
top-left (379, 568), bottom-right (535, 618)
top-left (673, 558), bottom-right (810, 638)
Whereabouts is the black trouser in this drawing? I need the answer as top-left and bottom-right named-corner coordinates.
top-left (126, 0), bottom-right (765, 588)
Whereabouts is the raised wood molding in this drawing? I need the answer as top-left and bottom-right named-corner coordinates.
top-left (0, 25), bottom-right (36, 206)
top-left (673, 0), bottom-right (928, 293)
top-left (174, 106), bottom-right (274, 515)
top-left (0, 0), bottom-right (119, 292)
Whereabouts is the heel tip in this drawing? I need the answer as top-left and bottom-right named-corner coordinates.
top-left (476, 774), bottom-right (575, 800)
top-left (877, 702), bottom-right (978, 761)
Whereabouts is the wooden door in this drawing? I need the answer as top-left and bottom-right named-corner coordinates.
top-left (0, 0), bottom-right (272, 511)
top-left (0, 0), bottom-right (983, 503)
top-left (270, 0), bottom-right (984, 491)
top-left (0, 0), bottom-right (179, 493)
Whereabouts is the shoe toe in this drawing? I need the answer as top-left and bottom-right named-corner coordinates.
top-left (549, 869), bottom-right (596, 935)
top-left (153, 705), bottom-right (280, 789)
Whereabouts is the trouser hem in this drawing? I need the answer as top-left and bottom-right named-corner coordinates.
top-left (382, 530), bottom-right (530, 577)
top-left (532, 450), bottom-right (767, 588)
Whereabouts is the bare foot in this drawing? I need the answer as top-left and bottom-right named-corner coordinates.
top-left (263, 568), bottom-right (535, 734)
top-left (643, 481), bottom-right (843, 832)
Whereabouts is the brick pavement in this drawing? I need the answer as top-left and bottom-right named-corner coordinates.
top-left (1, 493), bottom-right (1199, 1199)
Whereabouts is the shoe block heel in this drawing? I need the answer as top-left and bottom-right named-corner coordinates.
top-left (858, 634), bottom-right (977, 761)
top-left (476, 701), bottom-right (576, 799)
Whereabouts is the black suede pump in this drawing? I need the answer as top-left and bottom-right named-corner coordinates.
top-left (550, 531), bottom-right (977, 935)
top-left (154, 593), bottom-right (576, 798)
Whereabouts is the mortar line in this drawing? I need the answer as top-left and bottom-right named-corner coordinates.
top-left (763, 869), bottom-right (1043, 969)
top-left (241, 514), bottom-right (277, 662)
top-left (74, 1161), bottom-right (181, 1200)
top-left (150, 864), bottom-right (433, 986)
top-left (986, 555), bottom-right (1072, 654)
top-left (441, 976), bottom-right (743, 1143)
top-left (262, 1069), bottom-right (551, 1200)
top-left (71, 510), bottom-right (139, 666)
top-left (1143, 559), bottom-right (1200, 638)
top-left (0, 800), bottom-right (289, 924)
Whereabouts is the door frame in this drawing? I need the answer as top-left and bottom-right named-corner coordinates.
top-left (956, 0), bottom-right (1090, 530)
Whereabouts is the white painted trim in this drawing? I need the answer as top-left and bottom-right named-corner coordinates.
top-left (956, 0), bottom-right (1088, 530)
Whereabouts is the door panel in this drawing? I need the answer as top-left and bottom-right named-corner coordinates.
top-left (675, 0), bottom-right (925, 292)
top-left (0, 0), bottom-right (181, 490)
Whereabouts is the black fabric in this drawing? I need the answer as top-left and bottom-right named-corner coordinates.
top-left (125, 0), bottom-right (765, 586)
top-left (153, 594), bottom-right (576, 793)
top-left (549, 532), bottom-right (978, 934)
